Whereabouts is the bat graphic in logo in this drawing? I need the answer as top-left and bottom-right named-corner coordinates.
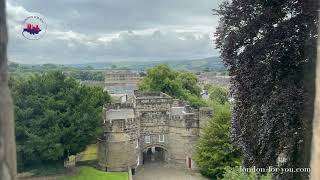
top-left (22, 24), bottom-right (42, 35)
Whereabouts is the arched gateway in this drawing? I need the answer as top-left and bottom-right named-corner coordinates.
top-left (97, 91), bottom-right (213, 172)
top-left (142, 145), bottom-right (169, 163)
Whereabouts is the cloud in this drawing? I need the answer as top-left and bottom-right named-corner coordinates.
top-left (6, 0), bottom-right (222, 64)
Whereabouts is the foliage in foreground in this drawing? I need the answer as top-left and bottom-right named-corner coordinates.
top-left (221, 166), bottom-right (272, 180)
top-left (196, 93), bottom-right (240, 179)
top-left (60, 166), bottom-right (128, 180)
top-left (10, 71), bottom-right (111, 170)
top-left (138, 64), bottom-right (206, 108)
top-left (215, 0), bottom-right (318, 179)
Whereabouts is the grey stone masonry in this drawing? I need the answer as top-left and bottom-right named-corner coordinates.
top-left (97, 91), bottom-right (213, 172)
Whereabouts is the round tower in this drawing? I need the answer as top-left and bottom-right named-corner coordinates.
top-left (98, 105), bottom-right (139, 171)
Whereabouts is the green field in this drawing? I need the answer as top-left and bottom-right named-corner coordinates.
top-left (60, 167), bottom-right (128, 180)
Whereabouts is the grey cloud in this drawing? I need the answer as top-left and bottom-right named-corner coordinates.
top-left (9, 30), bottom-right (216, 64)
top-left (11, 0), bottom-right (222, 33)
top-left (7, 0), bottom-right (221, 64)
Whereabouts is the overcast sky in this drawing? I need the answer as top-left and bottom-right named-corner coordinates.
top-left (6, 0), bottom-right (222, 64)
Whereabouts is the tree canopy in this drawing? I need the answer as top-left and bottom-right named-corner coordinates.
top-left (206, 85), bottom-right (229, 105)
top-left (196, 86), bottom-right (240, 179)
top-left (138, 64), bottom-right (205, 108)
top-left (196, 104), bottom-right (240, 179)
top-left (216, 0), bottom-right (318, 179)
top-left (10, 71), bottom-right (111, 169)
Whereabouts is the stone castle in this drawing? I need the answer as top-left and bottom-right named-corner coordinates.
top-left (97, 90), bottom-right (212, 172)
top-left (104, 70), bottom-right (141, 95)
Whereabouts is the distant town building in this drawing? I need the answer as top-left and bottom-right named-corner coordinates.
top-left (104, 70), bottom-right (141, 95)
top-left (198, 73), bottom-right (231, 87)
top-left (97, 91), bottom-right (213, 172)
top-left (201, 90), bottom-right (210, 100)
top-left (80, 80), bottom-right (104, 88)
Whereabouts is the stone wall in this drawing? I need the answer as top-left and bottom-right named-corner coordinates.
top-left (168, 127), bottom-right (199, 168)
top-left (0, 0), bottom-right (16, 179)
top-left (106, 139), bottom-right (138, 171)
top-left (310, 19), bottom-right (320, 180)
top-left (97, 138), bottom-right (107, 170)
top-left (98, 91), bottom-right (212, 172)
top-left (104, 70), bottom-right (141, 95)
top-left (199, 107), bottom-right (213, 129)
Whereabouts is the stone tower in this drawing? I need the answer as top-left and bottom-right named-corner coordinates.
top-left (98, 103), bottom-right (139, 171)
top-left (98, 91), bottom-right (213, 172)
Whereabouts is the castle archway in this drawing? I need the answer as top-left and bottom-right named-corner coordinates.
top-left (142, 145), bottom-right (169, 164)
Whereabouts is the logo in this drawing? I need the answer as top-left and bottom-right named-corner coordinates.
top-left (22, 16), bottom-right (47, 40)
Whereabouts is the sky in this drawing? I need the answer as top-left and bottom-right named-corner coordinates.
top-left (6, 0), bottom-right (222, 64)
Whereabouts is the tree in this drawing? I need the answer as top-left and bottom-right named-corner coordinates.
top-left (8, 62), bottom-right (19, 72)
top-left (215, 0), bottom-right (318, 179)
top-left (138, 64), bottom-right (205, 108)
top-left (221, 166), bottom-right (271, 180)
top-left (10, 71), bottom-right (111, 169)
top-left (196, 104), bottom-right (240, 179)
top-left (177, 71), bottom-right (202, 96)
top-left (68, 71), bottom-right (104, 81)
top-left (208, 85), bottom-right (229, 105)
top-left (111, 65), bottom-right (117, 69)
top-left (83, 65), bottom-right (94, 70)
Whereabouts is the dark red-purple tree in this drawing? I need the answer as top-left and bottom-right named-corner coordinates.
top-left (215, 0), bottom-right (318, 179)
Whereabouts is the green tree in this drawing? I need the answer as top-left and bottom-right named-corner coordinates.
top-left (208, 85), bottom-right (229, 105)
top-left (177, 71), bottom-right (202, 96)
top-left (196, 104), bottom-right (240, 179)
top-left (139, 64), bottom-right (181, 96)
top-left (10, 71), bottom-right (111, 169)
top-left (221, 166), bottom-right (272, 180)
top-left (69, 70), bottom-right (104, 81)
top-left (138, 64), bottom-right (205, 107)
top-left (83, 65), bottom-right (94, 70)
top-left (111, 65), bottom-right (117, 69)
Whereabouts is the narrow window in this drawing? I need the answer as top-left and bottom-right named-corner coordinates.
top-left (159, 134), bottom-right (164, 142)
top-left (145, 135), bottom-right (151, 143)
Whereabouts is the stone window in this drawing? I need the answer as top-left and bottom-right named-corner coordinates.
top-left (159, 134), bottom-right (165, 142)
top-left (136, 140), bottom-right (139, 149)
top-left (145, 135), bottom-right (151, 143)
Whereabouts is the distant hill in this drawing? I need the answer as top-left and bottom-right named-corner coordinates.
top-left (8, 57), bottom-right (226, 73)
top-left (63, 57), bottom-right (225, 72)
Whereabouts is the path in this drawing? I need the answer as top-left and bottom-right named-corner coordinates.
top-left (133, 162), bottom-right (208, 180)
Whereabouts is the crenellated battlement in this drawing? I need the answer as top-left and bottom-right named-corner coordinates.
top-left (98, 91), bottom-right (213, 172)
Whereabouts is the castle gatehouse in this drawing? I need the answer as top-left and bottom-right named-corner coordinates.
top-left (97, 91), bottom-right (212, 172)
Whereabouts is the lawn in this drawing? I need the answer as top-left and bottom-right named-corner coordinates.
top-left (60, 166), bottom-right (128, 180)
top-left (80, 144), bottom-right (97, 161)
top-left (66, 144), bottom-right (97, 163)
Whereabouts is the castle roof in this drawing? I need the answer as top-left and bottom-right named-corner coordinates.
top-left (134, 91), bottom-right (172, 99)
top-left (106, 108), bottom-right (135, 120)
top-left (171, 107), bottom-right (186, 116)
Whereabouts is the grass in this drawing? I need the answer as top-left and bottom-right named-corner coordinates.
top-left (60, 166), bottom-right (128, 180)
top-left (80, 144), bottom-right (97, 161)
